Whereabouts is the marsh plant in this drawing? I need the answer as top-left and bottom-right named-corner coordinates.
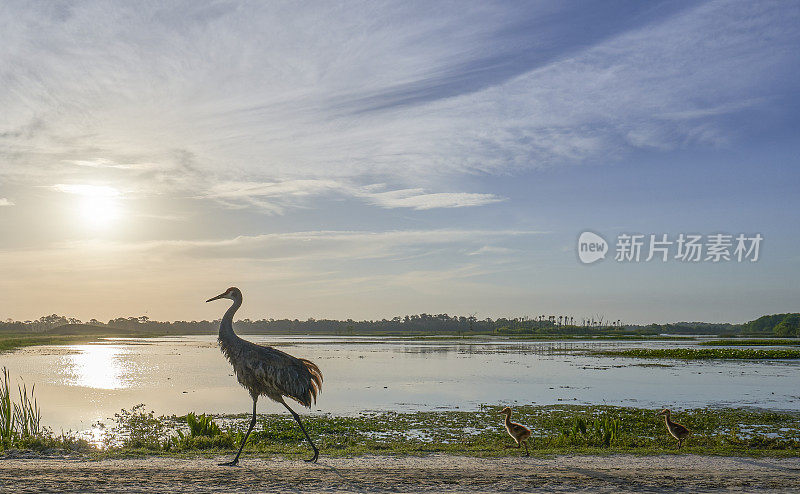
top-left (186, 412), bottom-right (221, 437)
top-left (96, 404), bottom-right (800, 457)
top-left (593, 348), bottom-right (800, 360)
top-left (2, 380), bottom-right (799, 456)
top-left (167, 412), bottom-right (235, 450)
top-left (0, 367), bottom-right (42, 449)
top-left (110, 404), bottom-right (171, 449)
top-left (558, 414), bottom-right (621, 447)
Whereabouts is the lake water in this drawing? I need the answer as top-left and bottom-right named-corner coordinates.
top-left (2, 335), bottom-right (799, 437)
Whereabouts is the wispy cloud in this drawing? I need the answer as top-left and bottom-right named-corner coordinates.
top-left (364, 189), bottom-right (504, 210)
top-left (0, 198), bottom-right (13, 206)
top-left (50, 184), bottom-right (121, 196)
top-left (64, 158), bottom-right (157, 171)
top-left (63, 228), bottom-right (544, 262)
top-left (467, 245), bottom-right (514, 256)
top-left (204, 180), bottom-right (504, 213)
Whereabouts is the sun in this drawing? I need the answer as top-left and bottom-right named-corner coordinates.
top-left (54, 184), bottom-right (123, 230)
top-left (80, 194), bottom-right (121, 229)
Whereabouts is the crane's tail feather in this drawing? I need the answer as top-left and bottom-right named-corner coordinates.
top-left (300, 358), bottom-right (323, 405)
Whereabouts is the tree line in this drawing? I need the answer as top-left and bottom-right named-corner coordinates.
top-left (1, 312), bottom-right (797, 337)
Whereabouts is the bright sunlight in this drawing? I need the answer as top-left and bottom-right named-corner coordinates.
top-left (54, 184), bottom-right (123, 230)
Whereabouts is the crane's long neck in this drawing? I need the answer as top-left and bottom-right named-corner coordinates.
top-left (504, 412), bottom-right (513, 427)
top-left (219, 297), bottom-right (242, 343)
top-left (663, 413), bottom-right (672, 427)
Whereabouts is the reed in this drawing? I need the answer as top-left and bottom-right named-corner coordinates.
top-left (0, 368), bottom-right (12, 447)
top-left (13, 381), bottom-right (41, 438)
top-left (0, 366), bottom-right (43, 448)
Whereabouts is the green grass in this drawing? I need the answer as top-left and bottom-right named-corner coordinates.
top-left (700, 339), bottom-right (800, 346)
top-left (0, 331), bottom-right (164, 354)
top-left (0, 367), bottom-right (45, 449)
top-left (3, 399), bottom-right (799, 457)
top-left (50, 404), bottom-right (796, 459)
top-left (591, 348), bottom-right (800, 360)
top-left (507, 335), bottom-right (697, 341)
top-left (0, 335), bottom-right (96, 353)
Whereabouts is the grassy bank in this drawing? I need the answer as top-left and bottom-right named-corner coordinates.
top-left (590, 348), bottom-right (800, 360)
top-left (0, 335), bottom-right (109, 353)
top-left (0, 330), bottom-right (164, 354)
top-left (4, 403), bottom-right (798, 458)
top-left (196, 405), bottom-right (800, 458)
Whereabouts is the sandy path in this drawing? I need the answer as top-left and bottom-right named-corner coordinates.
top-left (1, 454), bottom-right (799, 493)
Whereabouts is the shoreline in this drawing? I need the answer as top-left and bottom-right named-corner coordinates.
top-left (2, 454), bottom-right (799, 493)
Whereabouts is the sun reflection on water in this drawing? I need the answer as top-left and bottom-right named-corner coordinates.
top-left (63, 344), bottom-right (129, 390)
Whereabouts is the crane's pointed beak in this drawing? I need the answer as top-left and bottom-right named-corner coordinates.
top-left (206, 293), bottom-right (226, 303)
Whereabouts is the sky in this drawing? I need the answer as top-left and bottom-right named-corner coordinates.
top-left (1, 0), bottom-right (799, 324)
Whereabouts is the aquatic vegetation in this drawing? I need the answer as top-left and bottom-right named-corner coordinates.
top-left (0, 332), bottom-right (164, 354)
top-left (592, 348), bottom-right (800, 360)
top-left (13, 380), bottom-right (40, 438)
top-left (167, 412), bottom-right (234, 450)
top-left (558, 414), bottom-right (621, 447)
top-left (0, 367), bottom-right (42, 449)
top-left (88, 404), bottom-right (800, 458)
top-left (186, 412), bottom-right (221, 438)
top-left (508, 335), bottom-right (697, 341)
top-left (699, 339), bottom-right (800, 346)
top-left (1, 371), bottom-right (798, 457)
top-left (110, 404), bottom-right (170, 450)
top-left (0, 369), bottom-right (12, 447)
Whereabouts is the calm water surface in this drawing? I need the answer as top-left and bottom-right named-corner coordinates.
top-left (2, 335), bottom-right (799, 435)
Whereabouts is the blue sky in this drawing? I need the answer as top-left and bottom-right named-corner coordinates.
top-left (0, 0), bottom-right (798, 323)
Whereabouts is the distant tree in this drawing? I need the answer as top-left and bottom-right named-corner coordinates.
top-left (774, 314), bottom-right (800, 337)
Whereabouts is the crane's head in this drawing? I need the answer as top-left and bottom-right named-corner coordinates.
top-left (499, 406), bottom-right (512, 416)
top-left (657, 408), bottom-right (670, 416)
top-left (206, 286), bottom-right (241, 303)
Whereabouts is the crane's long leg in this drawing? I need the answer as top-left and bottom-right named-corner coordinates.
top-left (523, 440), bottom-right (529, 457)
top-left (281, 400), bottom-right (319, 463)
top-left (220, 398), bottom-right (258, 466)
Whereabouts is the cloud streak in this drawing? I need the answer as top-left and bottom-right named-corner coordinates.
top-left (204, 179), bottom-right (503, 213)
top-left (54, 228), bottom-right (544, 262)
top-left (50, 184), bottom-right (121, 196)
top-left (365, 189), bottom-right (503, 210)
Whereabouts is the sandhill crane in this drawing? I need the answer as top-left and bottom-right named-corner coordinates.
top-left (658, 409), bottom-right (690, 449)
top-left (207, 287), bottom-right (323, 464)
top-left (499, 407), bottom-right (532, 456)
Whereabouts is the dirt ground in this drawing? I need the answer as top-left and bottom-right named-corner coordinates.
top-left (1, 454), bottom-right (799, 493)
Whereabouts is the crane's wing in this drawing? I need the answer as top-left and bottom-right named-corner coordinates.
top-left (239, 340), bottom-right (323, 407)
top-left (510, 423), bottom-right (531, 438)
top-left (673, 422), bottom-right (690, 436)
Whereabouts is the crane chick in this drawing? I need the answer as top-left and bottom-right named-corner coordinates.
top-left (499, 407), bottom-right (532, 456)
top-left (658, 408), bottom-right (690, 449)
